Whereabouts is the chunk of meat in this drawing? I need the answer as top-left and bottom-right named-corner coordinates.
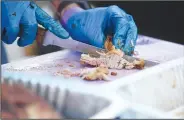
top-left (104, 36), bottom-right (114, 51)
top-left (69, 64), bottom-right (75, 67)
top-left (80, 53), bottom-right (139, 70)
top-left (80, 36), bottom-right (144, 70)
top-left (81, 65), bottom-right (110, 81)
top-left (133, 59), bottom-right (145, 69)
top-left (104, 36), bottom-right (124, 57)
top-left (111, 72), bottom-right (117, 76)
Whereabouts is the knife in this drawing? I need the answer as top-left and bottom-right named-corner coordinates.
top-left (36, 27), bottom-right (159, 67)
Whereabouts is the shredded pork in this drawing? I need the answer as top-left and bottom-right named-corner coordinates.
top-left (53, 36), bottom-right (144, 81)
top-left (79, 36), bottom-right (145, 80)
top-left (80, 36), bottom-right (144, 70)
top-left (80, 51), bottom-right (144, 70)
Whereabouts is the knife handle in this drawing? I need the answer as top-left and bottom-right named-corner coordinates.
top-left (35, 26), bottom-right (47, 46)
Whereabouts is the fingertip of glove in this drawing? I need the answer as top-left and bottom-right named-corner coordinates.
top-left (35, 6), bottom-right (69, 39)
top-left (2, 37), bottom-right (15, 45)
top-left (53, 31), bottom-right (70, 39)
top-left (49, 27), bottom-right (70, 39)
top-left (123, 46), bottom-right (134, 56)
top-left (17, 38), bottom-right (34, 47)
top-left (58, 30), bottom-right (70, 39)
top-left (2, 27), bottom-right (19, 44)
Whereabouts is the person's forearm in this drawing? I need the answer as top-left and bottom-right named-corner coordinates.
top-left (51, 0), bottom-right (61, 10)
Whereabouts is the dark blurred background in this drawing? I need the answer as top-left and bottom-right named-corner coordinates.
top-left (90, 1), bottom-right (184, 45)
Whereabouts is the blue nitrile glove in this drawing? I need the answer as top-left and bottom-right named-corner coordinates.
top-left (61, 5), bottom-right (137, 55)
top-left (1, 1), bottom-right (69, 47)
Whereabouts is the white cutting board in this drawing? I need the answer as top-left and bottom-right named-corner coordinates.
top-left (1, 35), bottom-right (184, 86)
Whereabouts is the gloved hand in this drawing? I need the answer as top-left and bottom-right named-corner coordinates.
top-left (61, 5), bottom-right (137, 55)
top-left (1, 1), bottom-right (69, 47)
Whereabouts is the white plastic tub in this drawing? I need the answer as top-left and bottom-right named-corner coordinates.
top-left (117, 57), bottom-right (184, 118)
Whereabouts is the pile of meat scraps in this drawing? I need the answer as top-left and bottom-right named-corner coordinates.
top-left (80, 65), bottom-right (110, 81)
top-left (79, 36), bottom-right (145, 81)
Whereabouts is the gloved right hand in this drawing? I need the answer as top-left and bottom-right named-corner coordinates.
top-left (60, 5), bottom-right (137, 55)
top-left (1, 1), bottom-right (69, 47)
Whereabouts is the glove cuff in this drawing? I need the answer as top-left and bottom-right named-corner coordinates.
top-left (60, 6), bottom-right (84, 28)
top-left (58, 1), bottom-right (90, 13)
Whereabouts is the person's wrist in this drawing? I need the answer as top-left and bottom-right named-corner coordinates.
top-left (60, 3), bottom-right (84, 27)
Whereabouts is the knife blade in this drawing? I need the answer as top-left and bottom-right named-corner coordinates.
top-left (123, 55), bottom-right (159, 67)
top-left (37, 28), bottom-right (159, 67)
top-left (42, 30), bottom-right (106, 57)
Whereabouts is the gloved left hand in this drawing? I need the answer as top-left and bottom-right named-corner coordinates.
top-left (1, 1), bottom-right (69, 47)
top-left (61, 5), bottom-right (137, 55)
